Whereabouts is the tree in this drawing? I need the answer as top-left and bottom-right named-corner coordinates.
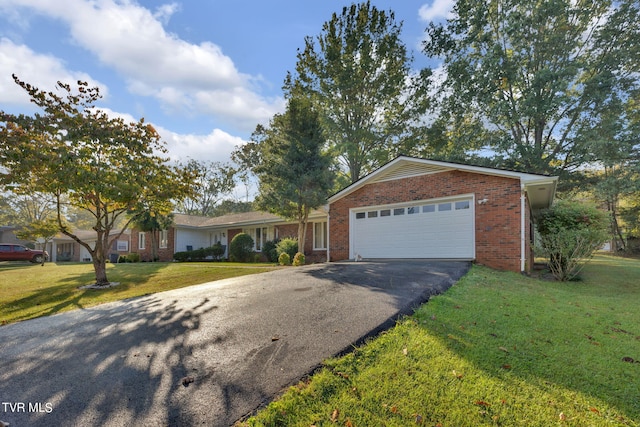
top-left (423, 0), bottom-right (640, 178)
top-left (132, 210), bottom-right (174, 261)
top-left (292, 1), bottom-right (430, 183)
top-left (174, 160), bottom-right (236, 217)
top-left (536, 200), bottom-right (609, 281)
top-left (248, 96), bottom-right (334, 253)
top-left (0, 76), bottom-right (194, 286)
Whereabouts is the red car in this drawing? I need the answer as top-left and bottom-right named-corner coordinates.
top-left (0, 243), bottom-right (48, 263)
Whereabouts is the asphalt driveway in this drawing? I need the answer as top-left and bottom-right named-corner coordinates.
top-left (0, 261), bottom-right (469, 427)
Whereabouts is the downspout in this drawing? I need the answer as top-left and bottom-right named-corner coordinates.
top-left (520, 183), bottom-right (526, 273)
top-left (324, 204), bottom-right (330, 263)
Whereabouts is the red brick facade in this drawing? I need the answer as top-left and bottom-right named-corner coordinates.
top-left (329, 170), bottom-right (533, 272)
top-left (274, 222), bottom-right (327, 263)
top-left (132, 228), bottom-right (176, 262)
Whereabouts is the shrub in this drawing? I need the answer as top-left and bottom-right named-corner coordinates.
top-left (262, 239), bottom-right (280, 263)
top-left (292, 252), bottom-right (305, 266)
top-left (276, 237), bottom-right (298, 260)
top-left (117, 255), bottom-right (127, 263)
top-left (535, 200), bottom-right (609, 281)
top-left (127, 253), bottom-right (141, 263)
top-left (229, 233), bottom-right (255, 263)
top-left (211, 242), bottom-right (225, 260)
top-left (278, 252), bottom-right (291, 266)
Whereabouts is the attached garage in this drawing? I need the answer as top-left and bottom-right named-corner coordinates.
top-left (350, 196), bottom-right (475, 259)
top-left (328, 156), bottom-right (558, 273)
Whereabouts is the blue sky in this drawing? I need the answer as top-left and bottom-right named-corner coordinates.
top-left (0, 0), bottom-right (453, 166)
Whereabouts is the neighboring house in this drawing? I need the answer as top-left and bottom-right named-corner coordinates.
top-left (49, 229), bottom-right (131, 262)
top-left (133, 210), bottom-right (330, 263)
top-left (0, 226), bottom-right (22, 244)
top-left (134, 156), bottom-right (558, 273)
top-left (328, 156), bottom-right (557, 273)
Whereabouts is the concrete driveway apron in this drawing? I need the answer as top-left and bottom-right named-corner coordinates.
top-left (0, 261), bottom-right (469, 427)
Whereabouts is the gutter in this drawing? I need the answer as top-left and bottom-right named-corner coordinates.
top-left (521, 183), bottom-right (526, 272)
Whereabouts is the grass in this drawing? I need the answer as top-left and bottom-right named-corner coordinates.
top-left (0, 261), bottom-right (279, 324)
top-left (241, 254), bottom-right (640, 427)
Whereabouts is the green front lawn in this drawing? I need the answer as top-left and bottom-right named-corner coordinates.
top-left (0, 261), bottom-right (279, 324)
top-left (242, 255), bottom-right (640, 427)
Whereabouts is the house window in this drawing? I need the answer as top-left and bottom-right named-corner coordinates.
top-left (253, 227), bottom-right (268, 251)
top-left (314, 222), bottom-right (328, 250)
top-left (368, 211), bottom-right (378, 218)
top-left (408, 206), bottom-right (419, 215)
top-left (438, 203), bottom-right (452, 212)
top-left (138, 232), bottom-right (146, 250)
top-left (393, 208), bottom-right (405, 216)
top-left (117, 240), bottom-right (129, 252)
top-left (159, 230), bottom-right (168, 249)
top-left (355, 212), bottom-right (366, 219)
top-left (380, 209), bottom-right (391, 217)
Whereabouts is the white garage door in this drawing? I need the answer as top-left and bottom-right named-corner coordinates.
top-left (351, 197), bottom-right (475, 259)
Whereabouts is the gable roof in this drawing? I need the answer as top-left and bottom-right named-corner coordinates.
top-left (328, 156), bottom-right (558, 210)
top-left (173, 209), bottom-right (328, 229)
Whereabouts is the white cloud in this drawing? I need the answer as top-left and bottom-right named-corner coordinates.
top-left (0, 38), bottom-right (106, 107)
top-left (6, 0), bottom-right (282, 131)
top-left (159, 127), bottom-right (247, 164)
top-left (419, 0), bottom-right (455, 21)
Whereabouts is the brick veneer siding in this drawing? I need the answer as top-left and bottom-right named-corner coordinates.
top-left (132, 228), bottom-right (176, 262)
top-left (329, 170), bottom-right (532, 273)
top-left (275, 222), bottom-right (327, 263)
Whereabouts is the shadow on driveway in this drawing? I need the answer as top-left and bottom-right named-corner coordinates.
top-left (0, 260), bottom-right (470, 427)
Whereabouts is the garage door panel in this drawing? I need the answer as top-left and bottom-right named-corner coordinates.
top-left (352, 197), bottom-right (474, 259)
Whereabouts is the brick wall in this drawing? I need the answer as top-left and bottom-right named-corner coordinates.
top-left (275, 222), bottom-right (327, 263)
top-left (329, 170), bottom-right (531, 273)
top-left (131, 228), bottom-right (176, 262)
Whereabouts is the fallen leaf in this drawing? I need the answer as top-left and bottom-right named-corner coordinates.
top-left (331, 409), bottom-right (339, 422)
top-left (390, 406), bottom-right (398, 414)
top-left (499, 346), bottom-right (509, 353)
top-left (474, 400), bottom-right (491, 407)
top-left (559, 412), bottom-right (566, 421)
top-left (501, 364), bottom-right (512, 370)
top-left (345, 418), bottom-right (353, 427)
top-left (452, 370), bottom-right (463, 379)
top-left (181, 376), bottom-right (194, 387)
top-left (622, 356), bottom-right (636, 363)
top-left (414, 414), bottom-right (423, 424)
top-left (271, 335), bottom-right (280, 342)
top-left (403, 347), bottom-right (408, 356)
top-left (589, 407), bottom-right (600, 415)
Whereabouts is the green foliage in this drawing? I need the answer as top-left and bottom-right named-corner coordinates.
top-left (262, 239), bottom-right (280, 263)
top-left (292, 252), bottom-right (305, 267)
top-left (124, 253), bottom-right (140, 263)
top-left (174, 159), bottom-right (236, 216)
top-left (423, 0), bottom-right (640, 178)
top-left (174, 242), bottom-right (226, 262)
top-left (244, 258), bottom-right (640, 426)
top-left (0, 76), bottom-right (195, 285)
top-left (245, 95), bottom-right (333, 253)
top-left (291, 1), bottom-right (430, 182)
top-left (278, 252), bottom-right (291, 266)
top-left (276, 237), bottom-right (298, 261)
top-left (536, 200), bottom-right (609, 280)
top-left (229, 233), bottom-right (255, 263)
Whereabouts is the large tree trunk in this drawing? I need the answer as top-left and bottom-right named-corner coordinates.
top-left (92, 234), bottom-right (110, 286)
top-left (297, 206), bottom-right (310, 256)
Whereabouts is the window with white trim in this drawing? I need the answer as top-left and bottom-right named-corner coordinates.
top-left (117, 240), bottom-right (129, 252)
top-left (159, 229), bottom-right (168, 249)
top-left (245, 227), bottom-right (270, 251)
top-left (314, 221), bottom-right (328, 250)
top-left (138, 232), bottom-right (146, 250)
